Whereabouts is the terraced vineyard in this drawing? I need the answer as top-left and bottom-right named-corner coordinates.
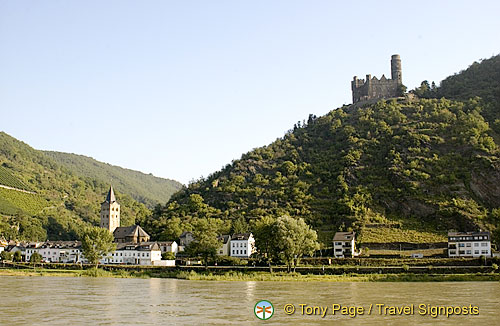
top-left (0, 187), bottom-right (48, 215)
top-left (0, 165), bottom-right (32, 191)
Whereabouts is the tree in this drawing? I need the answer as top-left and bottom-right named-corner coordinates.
top-left (186, 218), bottom-right (223, 268)
top-left (158, 217), bottom-right (184, 241)
top-left (274, 216), bottom-right (320, 272)
top-left (252, 216), bottom-right (278, 272)
top-left (80, 226), bottom-right (116, 268)
top-left (30, 252), bottom-right (43, 263)
top-left (13, 250), bottom-right (22, 262)
top-left (0, 251), bottom-right (13, 261)
top-left (162, 252), bottom-right (176, 260)
top-left (231, 216), bottom-right (249, 234)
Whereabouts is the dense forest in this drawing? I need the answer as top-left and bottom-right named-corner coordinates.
top-left (144, 55), bottom-right (500, 246)
top-left (44, 151), bottom-right (183, 208)
top-left (0, 133), bottom-right (178, 241)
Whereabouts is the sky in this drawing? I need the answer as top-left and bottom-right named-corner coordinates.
top-left (1, 1), bottom-right (499, 185)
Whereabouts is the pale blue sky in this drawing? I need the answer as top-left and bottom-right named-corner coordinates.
top-left (1, 1), bottom-right (499, 184)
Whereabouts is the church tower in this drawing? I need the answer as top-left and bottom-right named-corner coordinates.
top-left (100, 186), bottom-right (120, 233)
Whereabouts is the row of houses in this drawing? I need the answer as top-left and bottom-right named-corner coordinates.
top-left (332, 231), bottom-right (494, 258)
top-left (1, 233), bottom-right (256, 265)
top-left (5, 240), bottom-right (178, 266)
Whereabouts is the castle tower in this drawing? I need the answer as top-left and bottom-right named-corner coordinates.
top-left (391, 54), bottom-right (402, 84)
top-left (100, 186), bottom-right (120, 233)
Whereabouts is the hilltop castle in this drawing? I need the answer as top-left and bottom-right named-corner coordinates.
top-left (351, 54), bottom-right (403, 103)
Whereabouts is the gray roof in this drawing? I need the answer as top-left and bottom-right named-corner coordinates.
top-left (103, 186), bottom-right (117, 204)
top-left (448, 231), bottom-right (490, 236)
top-left (217, 235), bottom-right (231, 244)
top-left (157, 241), bottom-right (176, 246)
top-left (41, 241), bottom-right (82, 249)
top-left (333, 232), bottom-right (355, 241)
top-left (116, 242), bottom-right (160, 251)
top-left (113, 225), bottom-right (150, 239)
top-left (180, 231), bottom-right (193, 238)
top-left (231, 233), bottom-right (252, 240)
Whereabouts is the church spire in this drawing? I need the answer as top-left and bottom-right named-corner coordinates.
top-left (104, 186), bottom-right (117, 203)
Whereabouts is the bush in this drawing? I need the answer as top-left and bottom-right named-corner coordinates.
top-left (0, 251), bottom-right (13, 261)
top-left (216, 256), bottom-right (249, 266)
top-left (13, 251), bottom-right (22, 262)
top-left (30, 252), bottom-right (43, 263)
top-left (162, 252), bottom-right (176, 260)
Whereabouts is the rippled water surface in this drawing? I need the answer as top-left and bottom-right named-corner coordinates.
top-left (0, 276), bottom-right (498, 325)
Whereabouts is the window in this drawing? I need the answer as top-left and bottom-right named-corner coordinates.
top-left (244, 250), bottom-right (246, 255)
top-left (232, 250), bottom-right (235, 254)
top-left (481, 250), bottom-right (488, 254)
top-left (481, 243), bottom-right (487, 247)
top-left (466, 243), bottom-right (471, 247)
top-left (146, 253), bottom-right (149, 257)
top-left (474, 243), bottom-right (479, 247)
top-left (466, 250), bottom-right (471, 254)
top-left (474, 250), bottom-right (479, 254)
top-left (459, 243), bottom-right (465, 247)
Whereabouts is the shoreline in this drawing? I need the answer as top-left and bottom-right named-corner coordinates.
top-left (1, 268), bottom-right (498, 282)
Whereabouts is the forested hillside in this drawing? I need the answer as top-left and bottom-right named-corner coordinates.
top-left (0, 132), bottom-right (151, 241)
top-left (146, 55), bottom-right (500, 246)
top-left (44, 151), bottom-right (183, 208)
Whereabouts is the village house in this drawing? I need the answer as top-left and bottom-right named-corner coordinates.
top-left (230, 233), bottom-right (256, 258)
top-left (102, 242), bottom-right (164, 266)
top-left (157, 241), bottom-right (178, 255)
top-left (178, 231), bottom-right (194, 251)
top-left (217, 235), bottom-right (231, 256)
top-left (448, 231), bottom-right (492, 258)
top-left (333, 232), bottom-right (356, 258)
top-left (28, 241), bottom-right (82, 263)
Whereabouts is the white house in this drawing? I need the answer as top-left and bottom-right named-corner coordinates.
top-left (103, 242), bottom-right (162, 266)
top-left (31, 241), bottom-right (82, 263)
top-left (333, 232), bottom-right (356, 258)
top-left (217, 235), bottom-right (231, 256)
top-left (230, 233), bottom-right (255, 258)
top-left (157, 241), bottom-right (178, 255)
top-left (448, 231), bottom-right (492, 258)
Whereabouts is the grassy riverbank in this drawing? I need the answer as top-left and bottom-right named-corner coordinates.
top-left (1, 267), bottom-right (499, 282)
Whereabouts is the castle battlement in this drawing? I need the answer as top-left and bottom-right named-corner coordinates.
top-left (351, 55), bottom-right (402, 103)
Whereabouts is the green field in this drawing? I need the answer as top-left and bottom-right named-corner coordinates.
top-left (0, 165), bottom-right (31, 191)
top-left (0, 187), bottom-right (48, 215)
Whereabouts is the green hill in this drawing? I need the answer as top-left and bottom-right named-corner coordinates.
top-left (145, 55), bottom-right (500, 247)
top-left (0, 132), bottom-right (152, 241)
top-left (44, 151), bottom-right (183, 208)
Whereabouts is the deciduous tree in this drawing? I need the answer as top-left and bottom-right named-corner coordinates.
top-left (80, 226), bottom-right (116, 268)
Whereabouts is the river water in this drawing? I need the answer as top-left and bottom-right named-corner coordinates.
top-left (0, 276), bottom-right (498, 325)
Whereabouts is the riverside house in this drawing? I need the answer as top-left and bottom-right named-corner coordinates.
top-left (27, 241), bottom-right (82, 263)
top-left (103, 242), bottom-right (163, 266)
top-left (448, 231), bottom-right (492, 258)
top-left (217, 235), bottom-right (231, 256)
top-left (333, 232), bottom-right (356, 258)
top-left (230, 233), bottom-right (256, 258)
